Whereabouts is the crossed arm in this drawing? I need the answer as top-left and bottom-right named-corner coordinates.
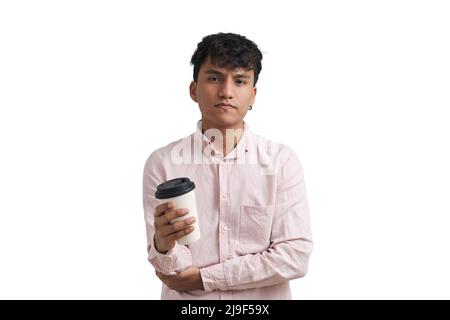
top-left (146, 149), bottom-right (312, 292)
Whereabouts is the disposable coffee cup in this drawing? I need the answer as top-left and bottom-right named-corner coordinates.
top-left (155, 177), bottom-right (201, 245)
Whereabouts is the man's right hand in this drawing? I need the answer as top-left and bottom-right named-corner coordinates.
top-left (154, 202), bottom-right (196, 254)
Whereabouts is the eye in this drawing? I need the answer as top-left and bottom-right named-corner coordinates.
top-left (236, 80), bottom-right (247, 85)
top-left (208, 76), bottom-right (219, 81)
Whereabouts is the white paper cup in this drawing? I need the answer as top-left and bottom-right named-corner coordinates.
top-left (155, 177), bottom-right (200, 245)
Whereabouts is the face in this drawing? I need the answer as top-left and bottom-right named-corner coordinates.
top-left (189, 56), bottom-right (257, 130)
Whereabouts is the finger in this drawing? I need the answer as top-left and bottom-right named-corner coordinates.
top-left (165, 226), bottom-right (195, 241)
top-left (156, 272), bottom-right (165, 281)
top-left (156, 274), bottom-right (172, 286)
top-left (154, 208), bottom-right (189, 228)
top-left (155, 209), bottom-right (190, 229)
top-left (159, 217), bottom-right (196, 237)
top-left (165, 208), bottom-right (190, 223)
top-left (154, 202), bottom-right (175, 217)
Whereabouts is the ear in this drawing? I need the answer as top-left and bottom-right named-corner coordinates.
top-left (189, 81), bottom-right (198, 103)
top-left (251, 86), bottom-right (257, 105)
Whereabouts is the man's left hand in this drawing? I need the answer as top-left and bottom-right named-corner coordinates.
top-left (155, 267), bottom-right (205, 292)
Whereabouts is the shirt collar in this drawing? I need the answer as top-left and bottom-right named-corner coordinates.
top-left (194, 119), bottom-right (250, 160)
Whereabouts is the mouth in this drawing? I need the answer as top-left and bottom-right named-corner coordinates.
top-left (214, 103), bottom-right (236, 110)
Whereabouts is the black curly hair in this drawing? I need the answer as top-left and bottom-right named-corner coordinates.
top-left (190, 32), bottom-right (263, 87)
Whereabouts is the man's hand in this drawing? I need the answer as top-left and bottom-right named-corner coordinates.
top-left (155, 267), bottom-right (205, 292)
top-left (154, 202), bottom-right (196, 253)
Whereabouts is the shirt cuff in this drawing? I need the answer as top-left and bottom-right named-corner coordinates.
top-left (148, 240), bottom-right (192, 275)
top-left (200, 263), bottom-right (228, 292)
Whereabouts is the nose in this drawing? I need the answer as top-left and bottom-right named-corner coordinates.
top-left (218, 77), bottom-right (234, 99)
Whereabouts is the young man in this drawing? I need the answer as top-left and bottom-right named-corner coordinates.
top-left (143, 32), bottom-right (313, 299)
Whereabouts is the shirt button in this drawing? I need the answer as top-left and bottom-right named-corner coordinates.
top-left (221, 194), bottom-right (227, 199)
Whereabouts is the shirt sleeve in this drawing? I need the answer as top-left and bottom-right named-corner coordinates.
top-left (200, 147), bottom-right (313, 291)
top-left (143, 151), bottom-right (193, 275)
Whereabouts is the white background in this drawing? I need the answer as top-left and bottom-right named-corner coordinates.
top-left (1, 0), bottom-right (449, 299)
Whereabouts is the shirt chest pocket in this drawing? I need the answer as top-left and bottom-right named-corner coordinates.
top-left (239, 204), bottom-right (275, 253)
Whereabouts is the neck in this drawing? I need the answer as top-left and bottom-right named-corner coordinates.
top-left (201, 119), bottom-right (245, 156)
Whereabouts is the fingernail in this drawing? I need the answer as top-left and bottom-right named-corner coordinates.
top-left (187, 217), bottom-right (195, 223)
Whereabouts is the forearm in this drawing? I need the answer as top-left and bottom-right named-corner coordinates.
top-left (200, 238), bottom-right (313, 292)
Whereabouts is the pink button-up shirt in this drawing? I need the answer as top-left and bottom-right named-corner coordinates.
top-left (143, 120), bottom-right (313, 300)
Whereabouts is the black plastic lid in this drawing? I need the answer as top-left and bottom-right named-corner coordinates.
top-left (155, 177), bottom-right (196, 199)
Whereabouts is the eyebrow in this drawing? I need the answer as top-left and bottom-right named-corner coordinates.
top-left (204, 68), bottom-right (251, 79)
